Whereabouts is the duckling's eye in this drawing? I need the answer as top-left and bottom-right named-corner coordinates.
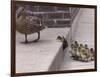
top-left (75, 41), bottom-right (78, 44)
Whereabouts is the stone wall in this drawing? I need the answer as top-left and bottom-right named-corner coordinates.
top-left (16, 4), bottom-right (79, 28)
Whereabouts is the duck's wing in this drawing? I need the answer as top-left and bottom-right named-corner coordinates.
top-left (26, 16), bottom-right (40, 26)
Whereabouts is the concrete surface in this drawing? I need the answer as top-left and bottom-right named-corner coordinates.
top-left (16, 8), bottom-right (95, 73)
top-left (60, 8), bottom-right (95, 70)
top-left (16, 28), bottom-right (70, 73)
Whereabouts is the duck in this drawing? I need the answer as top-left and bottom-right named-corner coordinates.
top-left (16, 6), bottom-right (45, 43)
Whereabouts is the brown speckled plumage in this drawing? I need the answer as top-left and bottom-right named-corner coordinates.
top-left (16, 7), bottom-right (45, 43)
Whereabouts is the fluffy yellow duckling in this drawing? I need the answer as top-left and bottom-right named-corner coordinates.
top-left (57, 36), bottom-right (68, 50)
top-left (80, 48), bottom-right (88, 62)
top-left (74, 41), bottom-right (79, 48)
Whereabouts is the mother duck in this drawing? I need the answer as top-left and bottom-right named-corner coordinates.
top-left (16, 6), bottom-right (45, 43)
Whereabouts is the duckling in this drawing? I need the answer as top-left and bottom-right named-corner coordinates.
top-left (84, 44), bottom-right (88, 49)
top-left (72, 48), bottom-right (79, 60)
top-left (71, 44), bottom-right (74, 49)
top-left (16, 6), bottom-right (45, 43)
top-left (77, 47), bottom-right (82, 60)
top-left (80, 49), bottom-right (88, 62)
top-left (70, 42), bottom-right (94, 62)
top-left (85, 49), bottom-right (91, 61)
top-left (70, 42), bottom-right (80, 60)
top-left (80, 44), bottom-right (84, 49)
top-left (57, 36), bottom-right (68, 50)
top-left (56, 36), bottom-right (63, 42)
top-left (76, 49), bottom-right (81, 60)
top-left (74, 41), bottom-right (79, 48)
top-left (78, 44), bottom-right (88, 62)
top-left (90, 48), bottom-right (94, 60)
top-left (70, 44), bottom-right (76, 57)
top-left (84, 44), bottom-right (92, 61)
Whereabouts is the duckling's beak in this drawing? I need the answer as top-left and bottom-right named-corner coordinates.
top-left (56, 38), bottom-right (61, 41)
top-left (56, 38), bottom-right (62, 42)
